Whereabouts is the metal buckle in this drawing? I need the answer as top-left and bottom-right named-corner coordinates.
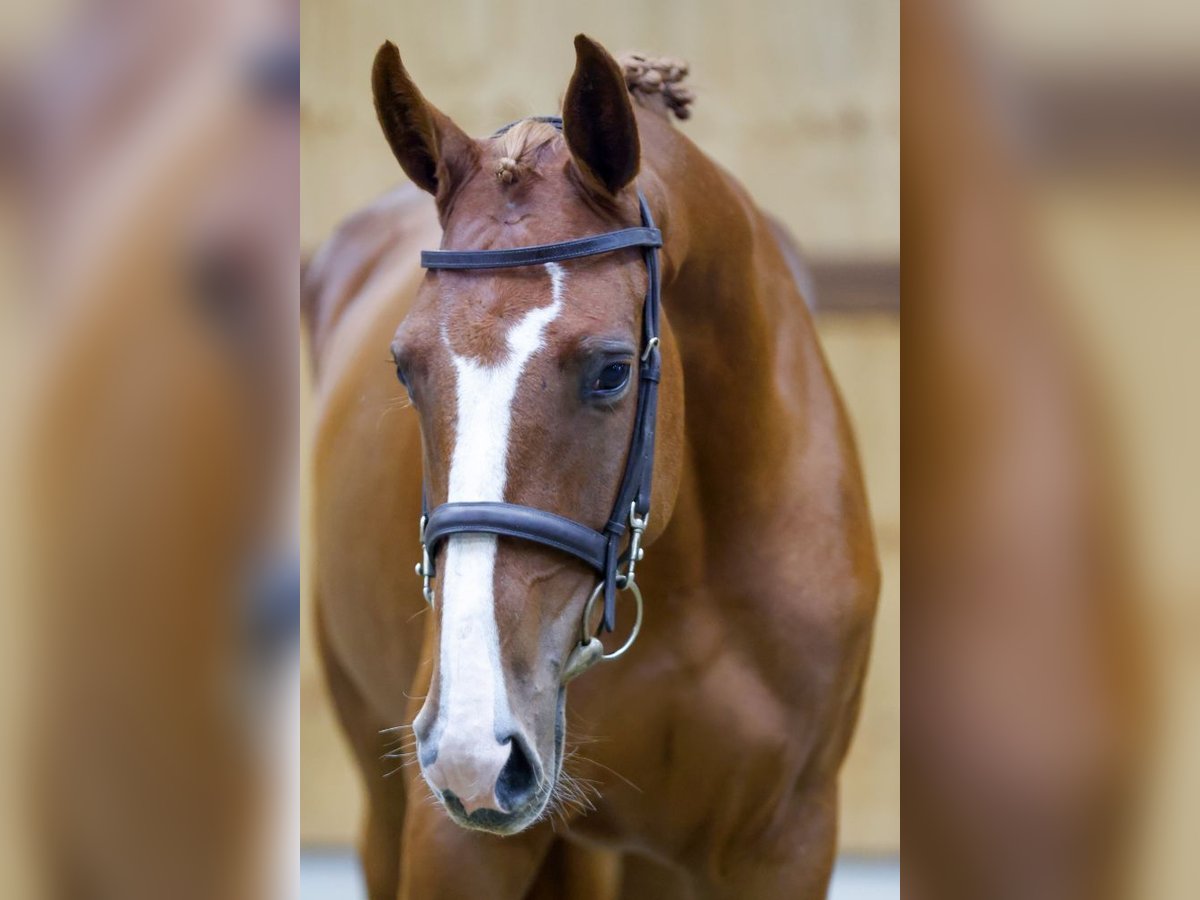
top-left (617, 502), bottom-right (649, 590)
top-left (641, 336), bottom-right (660, 363)
top-left (415, 515), bottom-right (434, 606)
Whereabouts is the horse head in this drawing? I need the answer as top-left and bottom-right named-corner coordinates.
top-left (373, 35), bottom-right (685, 833)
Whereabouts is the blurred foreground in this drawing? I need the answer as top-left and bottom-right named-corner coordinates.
top-left (904, 1), bottom-right (1199, 898)
top-left (2, 1), bottom-right (298, 898)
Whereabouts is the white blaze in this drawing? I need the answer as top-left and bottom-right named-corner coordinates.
top-left (425, 263), bottom-right (565, 811)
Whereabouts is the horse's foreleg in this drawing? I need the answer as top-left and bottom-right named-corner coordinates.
top-left (694, 780), bottom-right (839, 900)
top-left (524, 839), bottom-right (621, 900)
top-left (397, 799), bottom-right (556, 900)
top-left (617, 851), bottom-right (696, 899)
top-left (315, 602), bottom-right (407, 900)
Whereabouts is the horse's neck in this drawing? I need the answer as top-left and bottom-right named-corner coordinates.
top-left (638, 129), bottom-right (872, 640)
top-left (653, 135), bottom-right (826, 516)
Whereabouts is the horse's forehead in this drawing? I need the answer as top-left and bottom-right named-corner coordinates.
top-left (428, 246), bottom-right (635, 343)
top-left (438, 269), bottom-right (568, 364)
top-left (443, 142), bottom-right (605, 242)
top-left (411, 165), bottom-right (646, 365)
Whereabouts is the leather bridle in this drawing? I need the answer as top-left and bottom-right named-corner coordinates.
top-left (414, 117), bottom-right (663, 684)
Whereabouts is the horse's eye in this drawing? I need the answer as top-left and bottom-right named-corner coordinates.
top-left (392, 354), bottom-right (415, 398)
top-left (590, 362), bottom-right (632, 396)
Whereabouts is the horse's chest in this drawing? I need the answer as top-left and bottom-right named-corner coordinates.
top-left (567, 645), bottom-right (808, 851)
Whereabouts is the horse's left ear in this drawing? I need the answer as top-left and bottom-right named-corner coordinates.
top-left (563, 35), bottom-right (640, 196)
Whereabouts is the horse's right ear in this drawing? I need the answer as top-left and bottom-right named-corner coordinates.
top-left (371, 42), bottom-right (476, 202)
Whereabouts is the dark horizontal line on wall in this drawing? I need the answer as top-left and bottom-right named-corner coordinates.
top-left (809, 258), bottom-right (899, 314)
top-left (1024, 68), bottom-right (1200, 170)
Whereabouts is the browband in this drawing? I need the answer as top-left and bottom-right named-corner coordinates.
top-left (415, 116), bottom-right (662, 653)
top-left (421, 227), bottom-right (662, 271)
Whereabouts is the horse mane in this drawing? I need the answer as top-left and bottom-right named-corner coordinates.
top-left (491, 51), bottom-right (695, 185)
top-left (616, 52), bottom-right (695, 121)
top-left (493, 119), bottom-right (562, 184)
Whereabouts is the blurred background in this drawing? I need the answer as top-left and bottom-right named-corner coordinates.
top-left (298, 0), bottom-right (900, 896)
top-left (903, 1), bottom-right (1200, 898)
top-left (3, 1), bottom-right (300, 898)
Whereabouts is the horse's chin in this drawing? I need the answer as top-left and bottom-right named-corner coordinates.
top-left (441, 778), bottom-right (555, 835)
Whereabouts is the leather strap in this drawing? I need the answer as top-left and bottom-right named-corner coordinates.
top-left (423, 502), bottom-right (609, 576)
top-left (422, 227), bottom-right (662, 271)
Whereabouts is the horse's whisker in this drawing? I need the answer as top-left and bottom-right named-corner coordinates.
top-left (567, 753), bottom-right (643, 794)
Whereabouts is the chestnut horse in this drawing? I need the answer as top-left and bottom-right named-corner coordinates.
top-left (306, 36), bottom-right (878, 899)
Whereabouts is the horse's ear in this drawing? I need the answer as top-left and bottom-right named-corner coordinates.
top-left (371, 41), bottom-right (476, 202)
top-left (562, 34), bottom-right (640, 196)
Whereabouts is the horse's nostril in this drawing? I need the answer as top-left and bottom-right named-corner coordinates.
top-left (495, 735), bottom-right (538, 812)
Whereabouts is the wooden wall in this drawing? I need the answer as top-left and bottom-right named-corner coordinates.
top-left (300, 0), bottom-right (901, 855)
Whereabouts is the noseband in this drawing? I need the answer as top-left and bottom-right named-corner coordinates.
top-left (414, 117), bottom-right (662, 683)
